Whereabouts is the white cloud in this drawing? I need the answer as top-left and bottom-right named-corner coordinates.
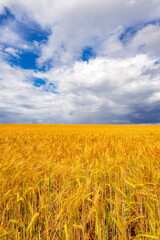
top-left (97, 26), bottom-right (124, 58)
top-left (129, 24), bottom-right (160, 55)
top-left (0, 22), bottom-right (31, 53)
top-left (0, 57), bottom-right (64, 123)
top-left (2, 0), bottom-right (160, 65)
top-left (0, 54), bottom-right (159, 123)
top-left (0, 25), bottom-right (21, 46)
top-left (0, 0), bottom-right (160, 123)
top-left (4, 47), bottom-right (21, 58)
top-left (0, 2), bottom-right (5, 14)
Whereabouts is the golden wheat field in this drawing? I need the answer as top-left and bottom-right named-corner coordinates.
top-left (0, 124), bottom-right (160, 240)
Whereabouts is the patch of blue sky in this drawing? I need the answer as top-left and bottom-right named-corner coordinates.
top-left (0, 7), bottom-right (15, 25)
top-left (33, 78), bottom-right (46, 87)
top-left (81, 47), bottom-right (96, 62)
top-left (16, 19), bottom-right (50, 44)
top-left (119, 26), bottom-right (139, 45)
top-left (3, 47), bottom-right (53, 71)
top-left (32, 78), bottom-right (59, 94)
top-left (143, 19), bottom-right (160, 27)
top-left (38, 59), bottom-right (54, 72)
top-left (45, 83), bottom-right (60, 94)
top-left (0, 7), bottom-right (52, 71)
top-left (9, 51), bottom-right (39, 70)
top-left (154, 60), bottom-right (160, 65)
top-left (0, 7), bottom-right (50, 43)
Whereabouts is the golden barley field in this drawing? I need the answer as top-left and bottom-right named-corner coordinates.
top-left (0, 124), bottom-right (160, 240)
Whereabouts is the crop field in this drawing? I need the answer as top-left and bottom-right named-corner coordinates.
top-left (0, 124), bottom-right (160, 240)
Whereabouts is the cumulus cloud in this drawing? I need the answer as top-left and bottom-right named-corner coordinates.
top-left (129, 24), bottom-right (160, 55)
top-left (3, 0), bottom-right (160, 65)
top-left (0, 54), bottom-right (159, 123)
top-left (0, 57), bottom-right (63, 123)
top-left (0, 0), bottom-right (160, 123)
top-left (0, 18), bottom-right (35, 61)
top-left (3, 47), bottom-right (21, 58)
top-left (0, 24), bottom-right (22, 47)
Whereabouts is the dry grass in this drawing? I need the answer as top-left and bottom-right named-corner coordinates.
top-left (0, 124), bottom-right (160, 240)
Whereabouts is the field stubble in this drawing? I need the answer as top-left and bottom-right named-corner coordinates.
top-left (0, 124), bottom-right (160, 240)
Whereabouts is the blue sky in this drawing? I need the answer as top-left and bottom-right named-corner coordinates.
top-left (0, 0), bottom-right (160, 124)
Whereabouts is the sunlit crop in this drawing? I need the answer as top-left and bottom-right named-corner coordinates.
top-left (0, 124), bottom-right (160, 239)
